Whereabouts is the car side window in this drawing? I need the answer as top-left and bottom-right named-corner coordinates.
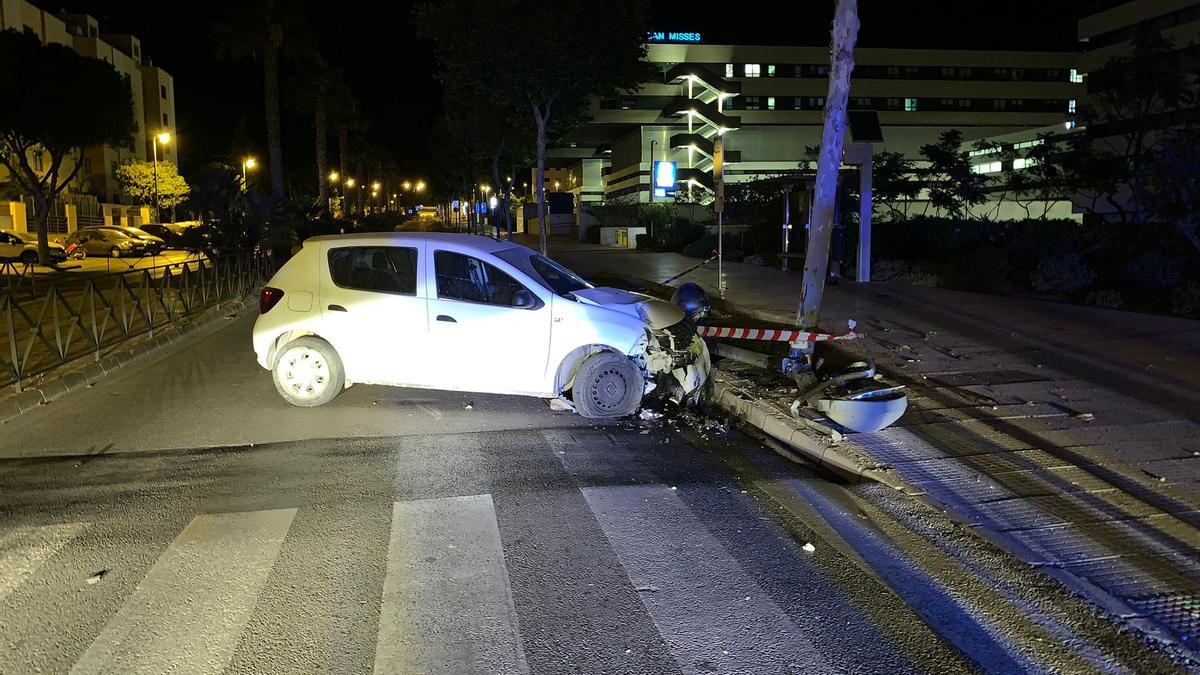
top-left (328, 246), bottom-right (418, 295)
top-left (435, 250), bottom-right (527, 306)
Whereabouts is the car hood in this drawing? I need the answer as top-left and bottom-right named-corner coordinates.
top-left (571, 287), bottom-right (685, 329)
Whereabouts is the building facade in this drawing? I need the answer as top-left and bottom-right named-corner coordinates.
top-left (0, 0), bottom-right (177, 230)
top-left (547, 40), bottom-right (1083, 206)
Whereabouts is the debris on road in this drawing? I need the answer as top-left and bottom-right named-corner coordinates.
top-left (86, 570), bottom-right (108, 585)
top-left (801, 543), bottom-right (816, 553)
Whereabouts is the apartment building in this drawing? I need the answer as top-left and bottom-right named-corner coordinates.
top-left (0, 0), bottom-right (177, 227)
top-left (548, 39), bottom-right (1082, 205)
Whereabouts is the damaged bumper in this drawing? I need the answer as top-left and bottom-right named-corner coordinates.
top-left (637, 319), bottom-right (711, 403)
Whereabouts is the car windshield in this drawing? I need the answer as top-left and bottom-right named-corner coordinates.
top-left (494, 248), bottom-right (591, 296)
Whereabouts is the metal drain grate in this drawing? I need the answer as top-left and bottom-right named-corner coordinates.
top-left (1128, 591), bottom-right (1200, 643)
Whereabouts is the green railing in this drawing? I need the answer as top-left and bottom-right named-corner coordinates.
top-left (1, 250), bottom-right (274, 392)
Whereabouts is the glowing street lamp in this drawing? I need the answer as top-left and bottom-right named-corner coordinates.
top-left (328, 171), bottom-right (339, 183)
top-left (151, 131), bottom-right (171, 217)
top-left (241, 157), bottom-right (257, 192)
top-left (346, 178), bottom-right (356, 188)
top-left (415, 180), bottom-right (425, 192)
top-left (402, 181), bottom-right (412, 191)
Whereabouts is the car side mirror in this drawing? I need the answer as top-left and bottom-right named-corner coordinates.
top-left (511, 289), bottom-right (536, 309)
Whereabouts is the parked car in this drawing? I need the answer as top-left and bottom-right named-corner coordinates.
top-left (140, 223), bottom-right (191, 250)
top-left (252, 232), bottom-right (710, 417)
top-left (64, 228), bottom-right (148, 258)
top-left (0, 230), bottom-right (67, 264)
top-left (92, 225), bottom-right (165, 253)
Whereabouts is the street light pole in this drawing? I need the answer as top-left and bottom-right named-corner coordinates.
top-left (152, 132), bottom-right (170, 221)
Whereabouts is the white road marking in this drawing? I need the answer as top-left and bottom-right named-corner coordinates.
top-left (416, 403), bottom-right (443, 420)
top-left (374, 494), bottom-right (528, 675)
top-left (0, 522), bottom-right (89, 602)
top-left (582, 484), bottom-right (831, 674)
top-left (70, 508), bottom-right (296, 675)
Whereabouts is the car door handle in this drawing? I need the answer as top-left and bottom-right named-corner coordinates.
top-left (436, 314), bottom-right (457, 323)
top-left (328, 304), bottom-right (348, 312)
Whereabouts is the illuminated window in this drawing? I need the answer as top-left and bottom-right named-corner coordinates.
top-left (767, 64), bottom-right (776, 77)
top-left (993, 99), bottom-right (1007, 111)
top-left (806, 96), bottom-right (825, 109)
top-left (971, 161), bottom-right (1002, 174)
top-left (1013, 139), bottom-right (1043, 150)
top-left (33, 151), bottom-right (44, 172)
top-left (725, 63), bottom-right (733, 78)
top-left (1069, 68), bottom-right (1084, 83)
top-left (904, 98), bottom-right (918, 112)
top-left (1013, 157), bottom-right (1039, 170)
top-left (767, 96), bottom-right (776, 110)
top-left (744, 63), bottom-right (761, 77)
top-left (1068, 99), bottom-right (1077, 113)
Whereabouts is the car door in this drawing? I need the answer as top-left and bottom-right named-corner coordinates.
top-left (317, 242), bottom-right (430, 386)
top-left (426, 249), bottom-right (552, 395)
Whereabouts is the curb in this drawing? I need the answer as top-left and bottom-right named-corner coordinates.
top-left (0, 299), bottom-right (252, 426)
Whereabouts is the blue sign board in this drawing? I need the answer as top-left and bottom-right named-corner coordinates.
top-left (648, 31), bottom-right (702, 43)
top-left (654, 160), bottom-right (677, 189)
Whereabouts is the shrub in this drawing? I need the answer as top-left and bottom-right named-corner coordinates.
top-left (1171, 282), bottom-right (1200, 318)
top-left (635, 233), bottom-right (651, 250)
top-left (1124, 251), bottom-right (1185, 294)
top-left (871, 259), bottom-right (909, 282)
top-left (1085, 289), bottom-right (1124, 308)
top-left (940, 245), bottom-right (1009, 292)
top-left (1031, 253), bottom-right (1096, 294)
top-left (584, 224), bottom-right (602, 244)
top-left (682, 235), bottom-right (716, 258)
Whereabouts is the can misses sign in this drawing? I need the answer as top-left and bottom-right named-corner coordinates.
top-left (648, 31), bottom-right (702, 43)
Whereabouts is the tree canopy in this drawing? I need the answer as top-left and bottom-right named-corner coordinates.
top-left (0, 28), bottom-right (136, 262)
top-left (117, 160), bottom-right (192, 213)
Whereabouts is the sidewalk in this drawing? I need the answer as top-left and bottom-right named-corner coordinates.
top-left (532, 235), bottom-right (1200, 652)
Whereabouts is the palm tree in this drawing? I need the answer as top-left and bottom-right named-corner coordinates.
top-left (213, 0), bottom-right (304, 202)
top-left (289, 50), bottom-right (347, 213)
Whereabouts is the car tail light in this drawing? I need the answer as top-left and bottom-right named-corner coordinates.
top-left (260, 287), bottom-right (285, 314)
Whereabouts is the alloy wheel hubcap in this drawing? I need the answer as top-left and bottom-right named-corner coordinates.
top-left (279, 347), bottom-right (328, 400)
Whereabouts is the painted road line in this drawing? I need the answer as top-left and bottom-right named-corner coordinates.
top-left (581, 484), bottom-right (830, 674)
top-left (0, 522), bottom-right (89, 603)
top-left (374, 495), bottom-right (529, 675)
top-left (70, 508), bottom-right (296, 675)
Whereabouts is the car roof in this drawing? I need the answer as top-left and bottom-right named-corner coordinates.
top-left (304, 231), bottom-right (523, 255)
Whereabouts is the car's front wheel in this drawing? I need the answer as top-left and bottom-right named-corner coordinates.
top-left (109, 247), bottom-right (122, 258)
top-left (572, 351), bottom-right (645, 418)
top-left (19, 250), bottom-right (37, 265)
top-left (272, 337), bottom-right (345, 407)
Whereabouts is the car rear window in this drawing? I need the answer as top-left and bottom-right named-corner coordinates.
top-left (328, 246), bottom-right (418, 295)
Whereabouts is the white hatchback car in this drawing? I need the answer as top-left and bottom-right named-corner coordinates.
top-left (252, 232), bottom-right (709, 417)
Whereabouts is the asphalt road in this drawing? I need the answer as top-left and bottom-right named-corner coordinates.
top-left (0, 314), bottom-right (1188, 674)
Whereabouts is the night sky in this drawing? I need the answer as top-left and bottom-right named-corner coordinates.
top-left (59, 0), bottom-right (1092, 183)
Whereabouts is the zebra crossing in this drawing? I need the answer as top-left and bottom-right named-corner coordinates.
top-left (0, 485), bottom-right (842, 675)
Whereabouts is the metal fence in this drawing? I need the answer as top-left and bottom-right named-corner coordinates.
top-left (1, 250), bottom-right (275, 392)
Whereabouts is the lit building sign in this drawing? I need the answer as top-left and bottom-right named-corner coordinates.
top-left (654, 161), bottom-right (677, 189)
top-left (648, 31), bottom-right (702, 43)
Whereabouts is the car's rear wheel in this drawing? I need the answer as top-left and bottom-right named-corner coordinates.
top-left (19, 250), bottom-right (37, 265)
top-left (272, 337), bottom-right (344, 407)
top-left (572, 352), bottom-right (644, 418)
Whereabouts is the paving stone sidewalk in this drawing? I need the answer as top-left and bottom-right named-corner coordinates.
top-left (528, 234), bottom-right (1200, 650)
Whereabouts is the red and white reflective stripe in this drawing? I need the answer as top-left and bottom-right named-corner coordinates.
top-left (697, 323), bottom-right (858, 343)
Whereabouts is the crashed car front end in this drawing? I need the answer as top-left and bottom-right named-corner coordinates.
top-left (634, 315), bottom-right (711, 404)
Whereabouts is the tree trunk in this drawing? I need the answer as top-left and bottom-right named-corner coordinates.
top-left (33, 190), bottom-right (50, 266)
top-left (315, 83), bottom-right (329, 214)
top-left (796, 0), bottom-right (859, 330)
top-left (534, 103), bottom-right (550, 255)
top-left (264, 24), bottom-right (285, 201)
